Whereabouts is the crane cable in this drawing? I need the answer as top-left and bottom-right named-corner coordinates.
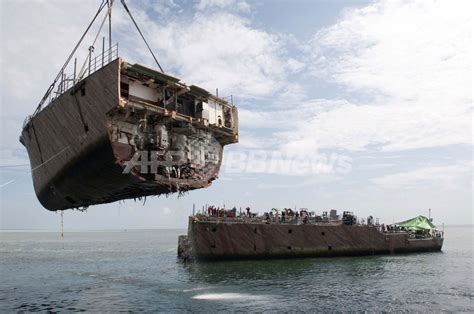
top-left (76, 0), bottom-right (115, 81)
top-left (120, 0), bottom-right (165, 73)
top-left (33, 0), bottom-right (108, 116)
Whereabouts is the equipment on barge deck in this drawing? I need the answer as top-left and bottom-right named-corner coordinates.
top-left (342, 211), bottom-right (357, 225)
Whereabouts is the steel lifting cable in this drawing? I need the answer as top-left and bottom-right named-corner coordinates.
top-left (33, 0), bottom-right (108, 116)
top-left (77, 0), bottom-right (115, 81)
top-left (0, 146), bottom-right (70, 171)
top-left (121, 0), bottom-right (165, 73)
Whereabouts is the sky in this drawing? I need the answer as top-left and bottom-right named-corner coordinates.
top-left (0, 0), bottom-right (472, 230)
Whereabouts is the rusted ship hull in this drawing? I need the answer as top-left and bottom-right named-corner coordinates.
top-left (21, 58), bottom-right (238, 211)
top-left (178, 219), bottom-right (444, 261)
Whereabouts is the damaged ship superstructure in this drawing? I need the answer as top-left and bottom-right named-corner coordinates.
top-left (20, 56), bottom-right (238, 211)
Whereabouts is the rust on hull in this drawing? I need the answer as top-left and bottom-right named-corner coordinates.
top-left (20, 59), bottom-right (238, 211)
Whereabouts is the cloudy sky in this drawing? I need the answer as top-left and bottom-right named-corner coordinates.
top-left (0, 0), bottom-right (472, 230)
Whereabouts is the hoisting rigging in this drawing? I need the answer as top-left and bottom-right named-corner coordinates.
top-left (34, 0), bottom-right (165, 116)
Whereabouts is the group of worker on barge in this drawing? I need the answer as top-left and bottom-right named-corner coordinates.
top-left (195, 205), bottom-right (443, 239)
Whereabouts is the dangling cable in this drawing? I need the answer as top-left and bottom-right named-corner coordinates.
top-left (61, 210), bottom-right (64, 239)
top-left (34, 0), bottom-right (108, 116)
top-left (120, 0), bottom-right (165, 73)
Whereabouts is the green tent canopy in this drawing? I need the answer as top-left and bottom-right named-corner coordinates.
top-left (396, 215), bottom-right (436, 230)
top-left (271, 208), bottom-right (285, 214)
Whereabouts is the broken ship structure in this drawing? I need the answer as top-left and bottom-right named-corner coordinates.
top-left (20, 1), bottom-right (238, 211)
top-left (21, 50), bottom-right (238, 211)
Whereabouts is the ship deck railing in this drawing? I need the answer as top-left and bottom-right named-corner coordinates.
top-left (52, 43), bottom-right (119, 101)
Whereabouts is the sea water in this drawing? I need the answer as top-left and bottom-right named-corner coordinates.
top-left (1, 226), bottom-right (472, 312)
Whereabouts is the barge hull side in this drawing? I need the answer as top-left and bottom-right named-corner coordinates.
top-left (180, 220), bottom-right (443, 261)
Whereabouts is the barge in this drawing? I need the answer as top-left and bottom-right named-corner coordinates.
top-left (178, 211), bottom-right (444, 261)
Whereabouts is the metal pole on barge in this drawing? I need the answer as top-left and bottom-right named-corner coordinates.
top-left (73, 58), bottom-right (77, 83)
top-left (88, 46), bottom-right (92, 75)
top-left (102, 36), bottom-right (105, 67)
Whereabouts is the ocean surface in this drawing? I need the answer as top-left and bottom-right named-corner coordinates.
top-left (1, 226), bottom-right (472, 312)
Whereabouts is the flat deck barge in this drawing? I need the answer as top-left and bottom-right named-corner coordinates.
top-left (178, 213), bottom-right (444, 261)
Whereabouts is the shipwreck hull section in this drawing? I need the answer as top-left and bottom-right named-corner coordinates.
top-left (179, 219), bottom-right (444, 261)
top-left (21, 59), bottom-right (238, 211)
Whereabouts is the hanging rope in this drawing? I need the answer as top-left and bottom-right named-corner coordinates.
top-left (0, 146), bottom-right (69, 173)
top-left (0, 164), bottom-right (30, 168)
top-left (34, 0), bottom-right (108, 116)
top-left (0, 145), bottom-right (70, 191)
top-left (120, 0), bottom-right (164, 73)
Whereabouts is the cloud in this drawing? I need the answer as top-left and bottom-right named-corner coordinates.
top-left (145, 11), bottom-right (295, 98)
top-left (239, 99), bottom-right (349, 130)
top-left (196, 0), bottom-right (250, 12)
top-left (310, 0), bottom-right (472, 102)
top-left (150, 0), bottom-right (180, 17)
top-left (370, 162), bottom-right (472, 191)
top-left (281, 0), bottom-right (473, 153)
top-left (0, 1), bottom-right (111, 105)
top-left (222, 148), bottom-right (352, 177)
top-left (277, 99), bottom-right (472, 153)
